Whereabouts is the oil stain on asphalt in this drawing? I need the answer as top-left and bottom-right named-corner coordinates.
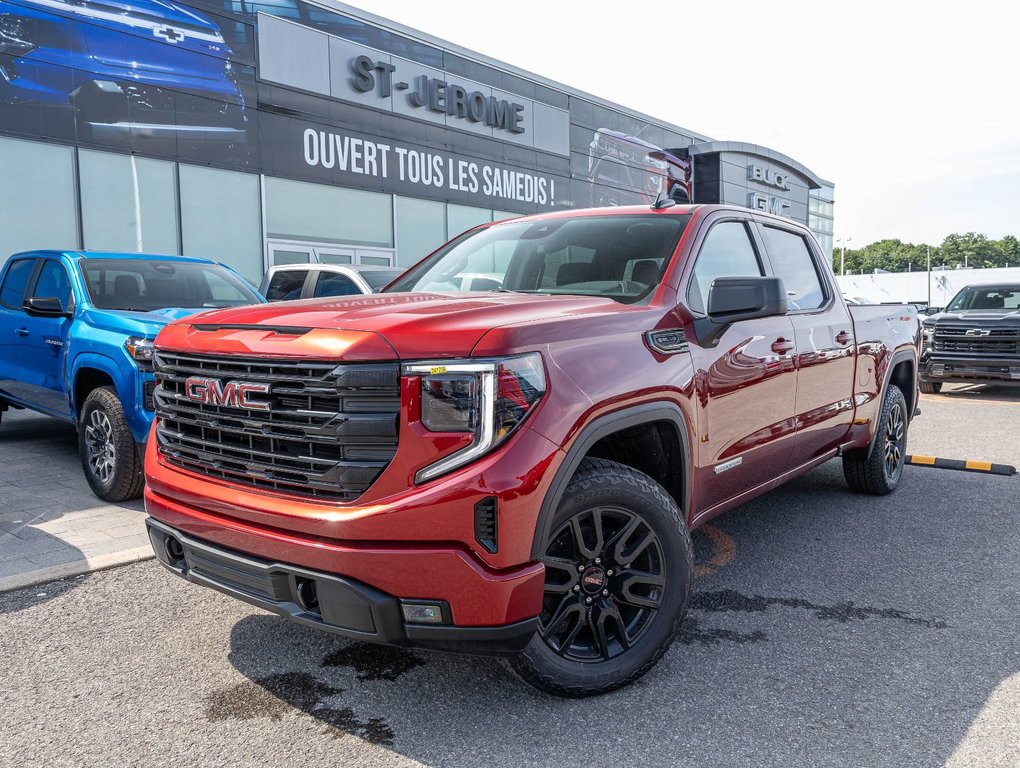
top-left (203, 671), bottom-right (395, 746)
top-left (679, 617), bottom-right (768, 646)
top-left (690, 589), bottom-right (949, 629)
top-left (322, 642), bottom-right (425, 681)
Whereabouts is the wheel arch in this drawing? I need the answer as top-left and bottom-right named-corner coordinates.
top-left (530, 402), bottom-right (692, 560)
top-left (71, 354), bottom-right (122, 417)
top-left (864, 348), bottom-right (916, 459)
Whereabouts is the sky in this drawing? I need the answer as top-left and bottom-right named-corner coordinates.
top-left (345, 0), bottom-right (1020, 248)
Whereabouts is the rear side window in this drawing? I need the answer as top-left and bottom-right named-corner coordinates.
top-left (762, 226), bottom-right (827, 311)
top-left (265, 270), bottom-right (307, 301)
top-left (687, 222), bottom-right (763, 315)
top-left (312, 273), bottom-right (360, 298)
top-left (0, 258), bottom-right (37, 309)
top-left (31, 261), bottom-right (73, 311)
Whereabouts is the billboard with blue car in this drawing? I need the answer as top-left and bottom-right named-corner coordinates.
top-left (0, 0), bottom-right (252, 161)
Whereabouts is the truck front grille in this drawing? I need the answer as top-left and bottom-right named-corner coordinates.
top-left (932, 327), bottom-right (1020, 357)
top-left (153, 351), bottom-right (400, 501)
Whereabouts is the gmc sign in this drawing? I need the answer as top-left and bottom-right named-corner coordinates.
top-left (183, 377), bottom-right (271, 412)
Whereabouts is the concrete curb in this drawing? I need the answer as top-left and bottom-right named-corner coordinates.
top-left (0, 546), bottom-right (156, 594)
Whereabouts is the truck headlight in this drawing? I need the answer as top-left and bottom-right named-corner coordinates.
top-left (125, 336), bottom-right (155, 368)
top-left (403, 353), bottom-right (546, 483)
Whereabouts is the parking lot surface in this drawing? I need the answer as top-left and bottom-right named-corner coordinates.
top-left (1, 386), bottom-right (1017, 768)
top-left (0, 408), bottom-right (150, 591)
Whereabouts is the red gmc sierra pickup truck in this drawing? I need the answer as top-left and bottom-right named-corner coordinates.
top-left (144, 203), bottom-right (920, 696)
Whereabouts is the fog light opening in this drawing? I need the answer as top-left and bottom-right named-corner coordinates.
top-left (400, 601), bottom-right (447, 625)
top-left (164, 536), bottom-right (184, 563)
top-left (295, 577), bottom-right (319, 612)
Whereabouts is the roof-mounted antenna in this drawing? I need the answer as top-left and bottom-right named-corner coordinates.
top-left (652, 191), bottom-right (676, 210)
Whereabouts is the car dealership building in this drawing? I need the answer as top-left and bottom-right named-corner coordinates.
top-left (0, 0), bottom-right (834, 284)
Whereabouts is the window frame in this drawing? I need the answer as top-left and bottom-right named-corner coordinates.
top-left (684, 218), bottom-right (767, 317)
top-left (28, 258), bottom-right (76, 314)
top-left (0, 257), bottom-right (41, 312)
top-left (753, 221), bottom-right (833, 315)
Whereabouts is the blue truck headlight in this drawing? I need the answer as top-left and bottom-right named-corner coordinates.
top-left (403, 353), bottom-right (546, 482)
top-left (125, 336), bottom-right (155, 368)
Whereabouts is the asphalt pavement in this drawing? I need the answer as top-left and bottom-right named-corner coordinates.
top-left (1, 386), bottom-right (1017, 767)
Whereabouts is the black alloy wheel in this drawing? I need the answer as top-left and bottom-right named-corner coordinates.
top-left (843, 384), bottom-right (908, 495)
top-left (511, 458), bottom-right (692, 697)
top-left (540, 506), bottom-right (664, 662)
top-left (882, 398), bottom-right (907, 485)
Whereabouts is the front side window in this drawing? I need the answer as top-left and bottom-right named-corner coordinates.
top-left (387, 214), bottom-right (690, 305)
top-left (947, 286), bottom-right (1020, 311)
top-left (82, 259), bottom-right (260, 311)
top-left (31, 261), bottom-right (73, 312)
top-left (0, 259), bottom-right (37, 309)
top-left (312, 273), bottom-right (359, 298)
top-left (762, 226), bottom-right (827, 311)
top-left (687, 222), bottom-right (763, 315)
top-left (265, 270), bottom-right (307, 301)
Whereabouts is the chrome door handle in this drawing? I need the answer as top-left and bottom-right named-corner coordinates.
top-left (771, 338), bottom-right (795, 354)
top-left (835, 330), bottom-right (852, 345)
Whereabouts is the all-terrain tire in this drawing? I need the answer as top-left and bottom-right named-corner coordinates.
top-left (843, 384), bottom-right (908, 495)
top-left (919, 381), bottom-right (942, 394)
top-left (510, 457), bottom-right (693, 697)
top-left (78, 386), bottom-right (144, 502)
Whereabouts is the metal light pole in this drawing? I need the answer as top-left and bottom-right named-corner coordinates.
top-left (836, 235), bottom-right (853, 276)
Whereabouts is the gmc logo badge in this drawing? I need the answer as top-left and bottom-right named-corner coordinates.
top-left (183, 377), bottom-right (271, 411)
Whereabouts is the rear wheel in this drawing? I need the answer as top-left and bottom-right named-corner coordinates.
top-left (78, 386), bottom-right (144, 502)
top-left (510, 458), bottom-right (692, 697)
top-left (919, 381), bottom-right (942, 394)
top-left (843, 384), bottom-right (908, 495)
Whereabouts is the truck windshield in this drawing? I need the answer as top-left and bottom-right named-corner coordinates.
top-left (82, 259), bottom-right (261, 311)
top-left (946, 286), bottom-right (1020, 311)
top-left (386, 214), bottom-right (691, 304)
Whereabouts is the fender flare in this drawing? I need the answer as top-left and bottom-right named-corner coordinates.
top-left (529, 402), bottom-right (692, 560)
top-left (864, 347), bottom-right (917, 459)
top-left (69, 352), bottom-right (130, 415)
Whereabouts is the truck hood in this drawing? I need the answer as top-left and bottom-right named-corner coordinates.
top-left (167, 292), bottom-right (635, 358)
top-left (926, 309), bottom-right (1020, 326)
top-left (82, 306), bottom-right (213, 337)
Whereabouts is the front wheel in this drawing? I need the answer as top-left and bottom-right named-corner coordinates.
top-left (843, 384), bottom-right (908, 495)
top-left (510, 458), bottom-right (692, 697)
top-left (78, 386), bottom-right (144, 502)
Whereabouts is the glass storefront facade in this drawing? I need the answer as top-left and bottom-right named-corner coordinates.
top-left (0, 0), bottom-right (832, 278)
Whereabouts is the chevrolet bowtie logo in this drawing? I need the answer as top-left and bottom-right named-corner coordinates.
top-left (154, 26), bottom-right (185, 43)
top-left (965, 329), bottom-right (991, 337)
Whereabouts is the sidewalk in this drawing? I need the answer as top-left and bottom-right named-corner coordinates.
top-left (0, 407), bottom-right (152, 592)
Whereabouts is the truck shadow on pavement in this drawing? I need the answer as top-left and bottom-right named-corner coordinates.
top-left (217, 462), bottom-right (1018, 768)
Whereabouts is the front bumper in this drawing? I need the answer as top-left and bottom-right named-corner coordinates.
top-left (921, 355), bottom-right (1020, 385)
top-left (146, 517), bottom-right (539, 655)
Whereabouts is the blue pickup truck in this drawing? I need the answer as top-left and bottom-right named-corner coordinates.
top-left (0, 251), bottom-right (264, 501)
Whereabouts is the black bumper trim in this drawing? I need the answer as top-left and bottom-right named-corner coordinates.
top-left (145, 518), bottom-right (538, 655)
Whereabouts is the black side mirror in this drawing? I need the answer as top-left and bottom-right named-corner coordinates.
top-left (23, 296), bottom-right (70, 318)
top-left (924, 306), bottom-right (941, 315)
top-left (692, 276), bottom-right (788, 347)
